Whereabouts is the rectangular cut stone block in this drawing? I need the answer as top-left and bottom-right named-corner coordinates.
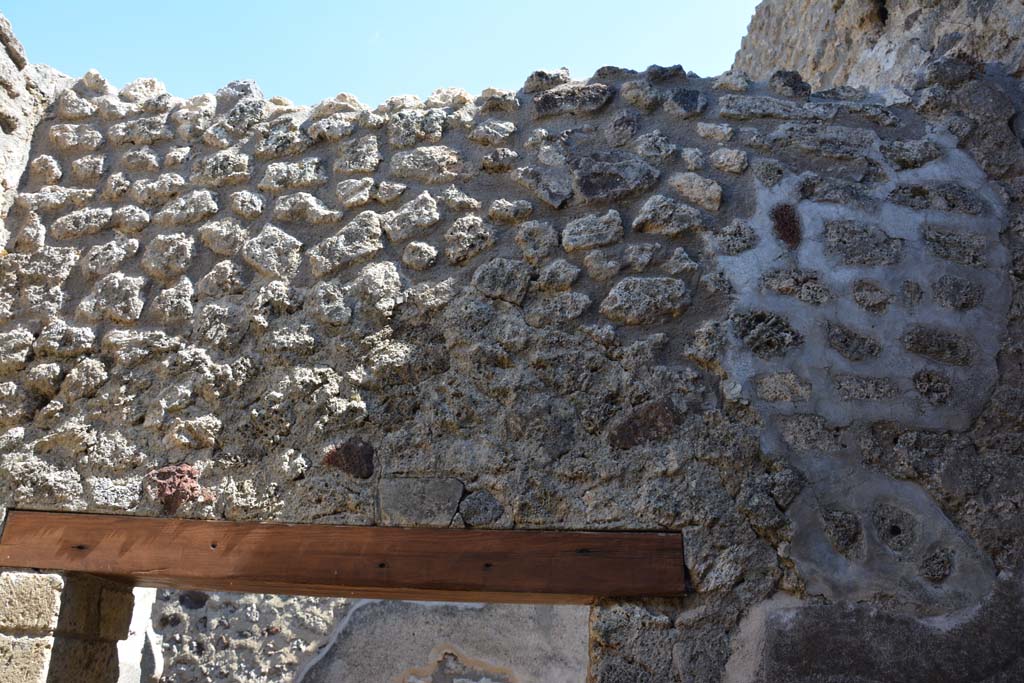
top-left (0, 633), bottom-right (52, 683)
top-left (53, 574), bottom-right (134, 642)
top-left (46, 637), bottom-right (120, 682)
top-left (0, 570), bottom-right (63, 635)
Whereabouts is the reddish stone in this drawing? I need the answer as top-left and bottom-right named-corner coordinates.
top-left (323, 438), bottom-right (375, 479)
top-left (770, 203), bottom-right (801, 249)
top-left (144, 463), bottom-right (214, 514)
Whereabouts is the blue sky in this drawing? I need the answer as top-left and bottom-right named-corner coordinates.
top-left (5, 1), bottom-right (759, 106)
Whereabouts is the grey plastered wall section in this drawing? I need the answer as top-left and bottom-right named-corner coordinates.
top-left (1, 7), bottom-right (1024, 681)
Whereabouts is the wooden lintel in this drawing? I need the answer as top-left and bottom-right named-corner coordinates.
top-left (0, 510), bottom-right (685, 604)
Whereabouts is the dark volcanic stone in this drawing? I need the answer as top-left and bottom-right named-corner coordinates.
top-left (889, 182), bottom-right (986, 214)
top-left (751, 158), bottom-right (785, 187)
top-left (822, 508), bottom-right (861, 557)
top-left (323, 437), bottom-right (375, 479)
top-left (568, 152), bottom-right (659, 202)
top-left (880, 139), bottom-right (943, 169)
top-left (608, 397), bottom-right (683, 449)
top-left (459, 490), bottom-right (504, 526)
top-left (871, 502), bottom-right (917, 553)
top-left (604, 110), bottom-right (640, 147)
top-left (533, 82), bottom-right (614, 118)
top-left (826, 322), bottom-right (881, 362)
top-left (901, 324), bottom-right (974, 366)
top-left (523, 68), bottom-right (571, 94)
top-left (770, 203), bottom-right (801, 249)
top-left (512, 165), bottom-right (574, 208)
top-left (179, 591), bottom-right (210, 610)
top-left (645, 64), bottom-right (685, 81)
top-left (923, 226), bottom-right (987, 267)
top-left (931, 274), bottom-right (984, 310)
top-left (922, 56), bottom-right (983, 88)
top-left (799, 175), bottom-right (873, 206)
top-left (919, 547), bottom-right (955, 583)
top-left (664, 88), bottom-right (708, 118)
top-left (769, 70), bottom-right (811, 97)
top-left (732, 311), bottom-right (804, 358)
top-left (913, 369), bottom-right (953, 405)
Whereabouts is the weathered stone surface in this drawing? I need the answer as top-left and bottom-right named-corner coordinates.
top-left (561, 210), bottom-right (623, 253)
top-left (390, 145), bottom-right (461, 183)
top-left (568, 152), bottom-right (659, 203)
top-left (272, 192), bottom-right (342, 225)
top-left (632, 194), bottom-right (703, 237)
top-left (488, 198), bottom-right (532, 223)
top-left (153, 190), bottom-right (218, 226)
top-left (824, 219), bottom-right (902, 266)
top-left (228, 190), bottom-right (263, 220)
top-left (301, 602), bottom-right (587, 683)
top-left (379, 477), bottom-right (463, 527)
top-left (468, 119), bottom-right (515, 146)
top-left (323, 438), bottom-right (374, 479)
top-left (769, 69), bottom-right (811, 97)
top-left (608, 397), bottom-right (683, 449)
top-left (735, 0), bottom-right (1024, 95)
top-left (710, 147), bottom-right (748, 174)
top-left (444, 215), bottom-right (493, 264)
top-left (512, 165), bottom-right (573, 208)
top-left (757, 576), bottom-right (1024, 683)
top-left (197, 218), bottom-right (247, 256)
top-left (523, 67), bottom-right (571, 93)
top-left (0, 572), bottom-right (63, 635)
top-left (380, 191), bottom-right (439, 243)
top-left (826, 322), bottom-right (881, 361)
top-left (333, 135), bottom-right (382, 174)
top-left (663, 88), bottom-right (708, 118)
top-left (335, 177), bottom-right (374, 208)
top-left (761, 269), bottom-right (830, 304)
top-left (668, 172), bottom-right (722, 211)
top-left (309, 211), bottom-right (383, 278)
top-left (472, 257), bottom-right (531, 305)
top-left (881, 139), bottom-right (943, 169)
top-left (77, 272), bottom-right (146, 323)
top-left (901, 324), bottom-right (974, 366)
top-left (599, 276), bottom-right (689, 324)
top-left (732, 310), bottom-right (803, 358)
top-left (401, 241), bottom-right (437, 271)
top-left (923, 225), bottom-right (987, 267)
top-left (889, 183), bottom-right (986, 215)
top-left (50, 206), bottom-right (112, 240)
top-left (241, 225), bottom-right (303, 279)
top-left (0, 16), bottom-right (1019, 683)
top-left (524, 291), bottom-right (590, 327)
top-left (0, 634), bottom-right (53, 683)
top-left (144, 463), bottom-right (213, 513)
top-left (257, 158), bottom-right (327, 194)
top-left (932, 274), bottom-right (983, 310)
top-left (191, 150), bottom-right (251, 187)
top-left (533, 82), bottom-right (614, 118)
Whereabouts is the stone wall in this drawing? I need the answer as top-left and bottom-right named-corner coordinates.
top-left (0, 571), bottom-right (64, 682)
top-left (1, 9), bottom-right (1022, 682)
top-left (734, 0), bottom-right (1024, 99)
top-left (0, 570), bottom-right (135, 683)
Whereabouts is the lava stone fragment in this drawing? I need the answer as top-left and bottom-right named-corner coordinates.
top-left (608, 397), bottom-right (684, 449)
top-left (323, 438), bottom-right (375, 479)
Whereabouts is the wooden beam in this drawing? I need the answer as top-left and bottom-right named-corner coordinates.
top-left (0, 511), bottom-right (685, 604)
